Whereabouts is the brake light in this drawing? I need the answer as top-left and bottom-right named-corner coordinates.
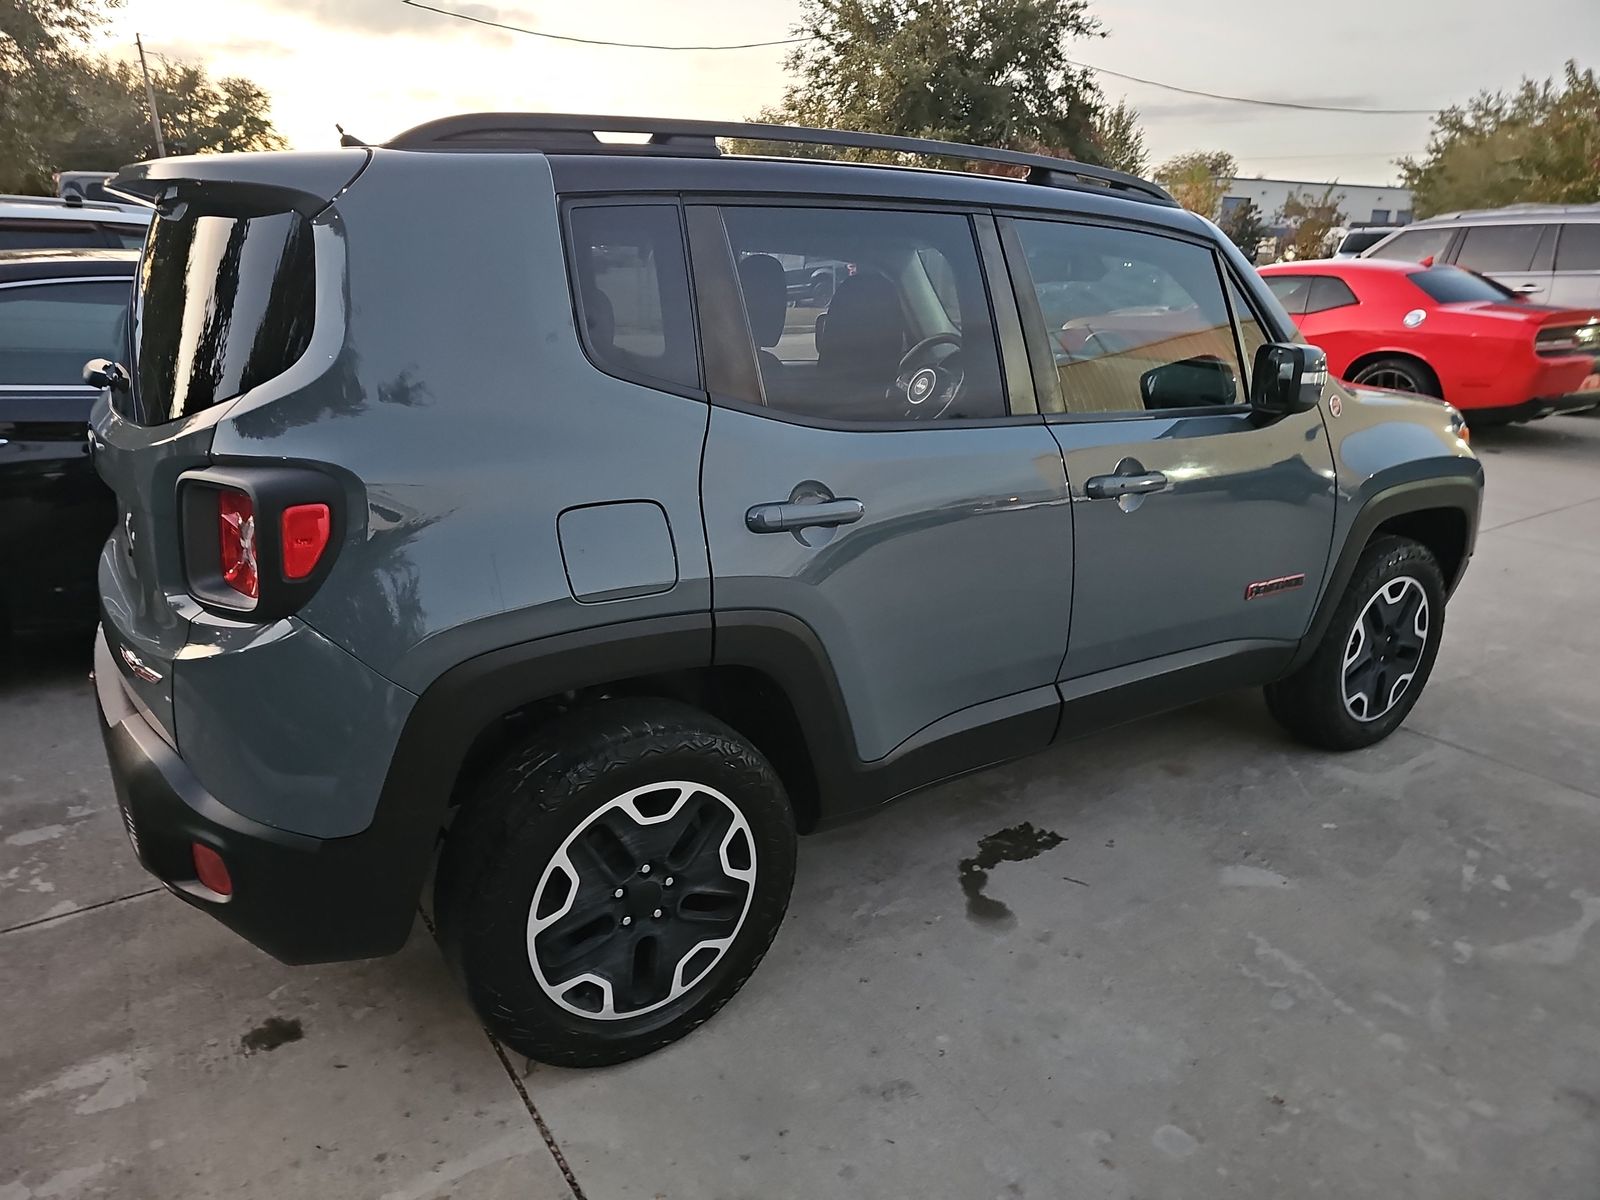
top-left (280, 503), bottom-right (331, 579)
top-left (217, 490), bottom-right (258, 599)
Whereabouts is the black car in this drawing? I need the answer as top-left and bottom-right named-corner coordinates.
top-left (0, 248), bottom-right (136, 636)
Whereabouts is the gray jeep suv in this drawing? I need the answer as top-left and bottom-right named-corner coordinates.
top-left (88, 115), bottom-right (1482, 1066)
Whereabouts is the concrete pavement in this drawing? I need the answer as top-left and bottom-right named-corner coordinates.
top-left (4, 414), bottom-right (1599, 1199)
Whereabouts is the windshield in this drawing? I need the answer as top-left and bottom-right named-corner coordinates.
top-left (1407, 265), bottom-right (1517, 305)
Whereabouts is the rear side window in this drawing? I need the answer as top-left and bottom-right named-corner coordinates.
top-left (566, 204), bottom-right (699, 393)
top-left (1367, 227), bottom-right (1452, 264)
top-left (1307, 276), bottom-right (1359, 313)
top-left (1454, 224), bottom-right (1545, 274)
top-left (133, 207), bottom-right (315, 425)
top-left (1407, 266), bottom-right (1514, 304)
top-left (0, 280), bottom-right (129, 384)
top-left (1556, 224), bottom-right (1600, 272)
top-left (0, 221), bottom-right (106, 251)
top-left (104, 225), bottom-right (148, 251)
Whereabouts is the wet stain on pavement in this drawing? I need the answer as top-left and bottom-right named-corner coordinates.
top-left (958, 822), bottom-right (1065, 926)
top-left (240, 1016), bottom-right (304, 1055)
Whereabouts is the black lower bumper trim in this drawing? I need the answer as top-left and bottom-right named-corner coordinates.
top-left (93, 628), bottom-right (428, 964)
top-left (1465, 393), bottom-right (1600, 425)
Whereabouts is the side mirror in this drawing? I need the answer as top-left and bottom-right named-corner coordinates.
top-left (1250, 343), bottom-right (1326, 416)
top-left (83, 358), bottom-right (131, 393)
top-left (1139, 355), bottom-right (1237, 410)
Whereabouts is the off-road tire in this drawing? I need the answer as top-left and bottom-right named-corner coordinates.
top-left (1265, 536), bottom-right (1446, 751)
top-left (434, 698), bottom-right (796, 1067)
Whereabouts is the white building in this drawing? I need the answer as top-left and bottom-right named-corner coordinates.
top-left (1221, 178), bottom-right (1415, 228)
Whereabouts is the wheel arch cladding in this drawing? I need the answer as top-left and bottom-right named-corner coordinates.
top-left (1289, 476), bottom-right (1481, 675)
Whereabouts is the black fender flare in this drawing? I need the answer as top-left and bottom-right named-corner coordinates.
top-left (1287, 475), bottom-right (1482, 674)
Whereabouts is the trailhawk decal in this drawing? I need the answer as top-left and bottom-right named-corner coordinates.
top-left (1244, 573), bottom-right (1306, 601)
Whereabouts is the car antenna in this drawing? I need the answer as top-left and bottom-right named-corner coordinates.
top-left (336, 123), bottom-right (367, 148)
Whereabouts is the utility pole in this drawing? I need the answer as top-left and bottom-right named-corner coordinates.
top-left (135, 34), bottom-right (167, 158)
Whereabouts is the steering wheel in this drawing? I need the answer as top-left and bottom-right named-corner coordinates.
top-left (890, 333), bottom-right (964, 420)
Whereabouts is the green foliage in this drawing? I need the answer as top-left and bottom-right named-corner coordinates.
top-left (1400, 61), bottom-right (1599, 216)
top-left (1154, 150), bottom-right (1236, 217)
top-left (1278, 185), bottom-right (1345, 261)
top-left (727, 0), bottom-right (1109, 166)
top-left (1, 0), bottom-right (284, 194)
top-left (1218, 198), bottom-right (1268, 263)
top-left (1091, 97), bottom-right (1147, 176)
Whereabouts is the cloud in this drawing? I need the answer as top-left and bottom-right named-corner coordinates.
top-left (261, 0), bottom-right (513, 43)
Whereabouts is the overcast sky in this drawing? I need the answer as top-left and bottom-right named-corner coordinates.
top-left (94, 0), bottom-right (1597, 186)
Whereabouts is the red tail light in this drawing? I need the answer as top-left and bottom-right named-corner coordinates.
top-left (217, 490), bottom-right (259, 599)
top-left (280, 503), bottom-right (331, 579)
top-left (192, 842), bottom-right (233, 896)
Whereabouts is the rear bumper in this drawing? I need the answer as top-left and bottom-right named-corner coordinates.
top-left (1464, 392), bottom-right (1600, 425)
top-left (93, 627), bottom-right (426, 963)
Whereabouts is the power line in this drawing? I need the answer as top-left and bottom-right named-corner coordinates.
top-left (399, 0), bottom-right (808, 50)
top-left (402, 0), bottom-right (1441, 116)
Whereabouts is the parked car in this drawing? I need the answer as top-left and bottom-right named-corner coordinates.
top-left (0, 194), bottom-right (150, 252)
top-left (1259, 258), bottom-right (1599, 423)
top-left (90, 116), bottom-right (1480, 1068)
top-left (0, 248), bottom-right (135, 637)
top-left (1333, 226), bottom-right (1401, 257)
top-left (1363, 203), bottom-right (1600, 309)
top-left (56, 171), bottom-right (117, 203)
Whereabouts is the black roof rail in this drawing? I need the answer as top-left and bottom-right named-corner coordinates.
top-left (385, 113), bottom-right (1176, 206)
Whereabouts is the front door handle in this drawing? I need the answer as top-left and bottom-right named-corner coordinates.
top-left (746, 498), bottom-right (865, 533)
top-left (1084, 471), bottom-right (1167, 500)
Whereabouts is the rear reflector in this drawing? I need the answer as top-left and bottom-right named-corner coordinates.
top-left (192, 843), bottom-right (233, 896)
top-left (217, 490), bottom-right (259, 599)
top-left (280, 503), bottom-right (331, 580)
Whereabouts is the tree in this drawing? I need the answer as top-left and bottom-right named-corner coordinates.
top-left (1217, 198), bottom-right (1268, 263)
top-left (1153, 150), bottom-right (1235, 218)
top-left (730, 0), bottom-right (1109, 165)
top-left (1, 1), bottom-right (285, 193)
top-left (1400, 61), bottom-right (1599, 216)
top-left (1278, 186), bottom-right (1345, 261)
top-left (1091, 97), bottom-right (1147, 176)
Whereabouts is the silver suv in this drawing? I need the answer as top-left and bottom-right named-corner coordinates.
top-left (1364, 203), bottom-right (1600, 308)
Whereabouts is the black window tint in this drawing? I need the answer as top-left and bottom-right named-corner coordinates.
top-left (105, 225), bottom-right (148, 250)
top-left (1015, 219), bottom-right (1244, 415)
top-left (0, 222), bottom-right (105, 251)
top-left (133, 207), bottom-right (315, 425)
top-left (1454, 224), bottom-right (1543, 273)
top-left (567, 204), bottom-right (699, 392)
top-left (722, 206), bottom-right (1004, 423)
top-left (1307, 275), bottom-right (1359, 313)
top-left (1265, 275), bottom-right (1311, 314)
top-left (1367, 227), bottom-right (1452, 263)
top-left (1556, 224), bottom-right (1600, 271)
top-left (0, 280), bottom-right (129, 384)
top-left (1407, 266), bottom-right (1515, 304)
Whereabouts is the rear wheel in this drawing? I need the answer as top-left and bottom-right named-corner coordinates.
top-left (1348, 356), bottom-right (1440, 398)
top-left (1265, 536), bottom-right (1446, 751)
top-left (434, 699), bottom-right (796, 1067)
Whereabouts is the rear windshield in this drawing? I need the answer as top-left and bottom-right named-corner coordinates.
top-left (1407, 266), bottom-right (1515, 305)
top-left (130, 205), bottom-right (315, 424)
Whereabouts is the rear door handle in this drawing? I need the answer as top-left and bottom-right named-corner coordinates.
top-left (1084, 471), bottom-right (1167, 500)
top-left (746, 498), bottom-right (865, 533)
top-left (1512, 282), bottom-right (1543, 294)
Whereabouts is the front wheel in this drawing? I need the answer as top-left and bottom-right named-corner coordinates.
top-left (1265, 536), bottom-right (1446, 751)
top-left (434, 699), bottom-right (797, 1066)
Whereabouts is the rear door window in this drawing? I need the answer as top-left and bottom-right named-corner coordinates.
top-left (1556, 224), bottom-right (1600, 272)
top-left (1453, 225), bottom-right (1544, 274)
top-left (0, 221), bottom-right (106, 251)
top-left (0, 279), bottom-right (129, 385)
top-left (133, 207), bottom-right (316, 424)
top-left (566, 203), bottom-right (699, 393)
top-left (1367, 227), bottom-right (1453, 264)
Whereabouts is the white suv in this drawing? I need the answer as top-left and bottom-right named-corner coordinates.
top-left (1364, 203), bottom-right (1600, 309)
top-left (0, 194), bottom-right (150, 252)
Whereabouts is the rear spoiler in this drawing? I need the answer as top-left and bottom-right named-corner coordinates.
top-left (108, 149), bottom-right (372, 218)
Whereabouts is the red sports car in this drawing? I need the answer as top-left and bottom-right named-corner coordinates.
top-left (1258, 259), bottom-right (1600, 423)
